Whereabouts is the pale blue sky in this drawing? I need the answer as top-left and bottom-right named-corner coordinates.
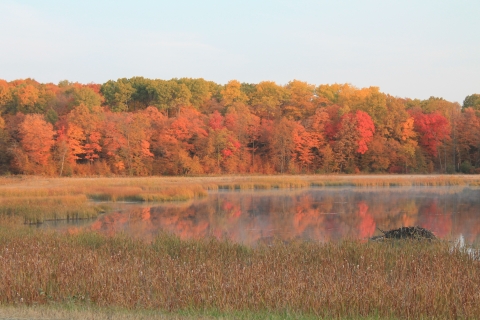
top-left (1, 0), bottom-right (479, 103)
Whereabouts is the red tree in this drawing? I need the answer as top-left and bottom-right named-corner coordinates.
top-left (411, 111), bottom-right (450, 157)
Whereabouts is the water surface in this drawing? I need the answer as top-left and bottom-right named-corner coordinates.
top-left (44, 187), bottom-right (480, 245)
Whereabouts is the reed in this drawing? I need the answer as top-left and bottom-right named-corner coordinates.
top-left (0, 175), bottom-right (478, 224)
top-left (0, 228), bottom-right (479, 319)
top-left (0, 175), bottom-right (479, 198)
top-left (310, 175), bottom-right (469, 187)
top-left (87, 185), bottom-right (208, 202)
top-left (0, 195), bottom-right (100, 224)
top-left (214, 179), bottom-right (310, 191)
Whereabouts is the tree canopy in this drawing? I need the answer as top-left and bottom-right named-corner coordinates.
top-left (0, 77), bottom-right (476, 175)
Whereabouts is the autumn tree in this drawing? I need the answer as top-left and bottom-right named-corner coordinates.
top-left (292, 122), bottom-right (316, 172)
top-left (250, 81), bottom-right (288, 120)
top-left (270, 117), bottom-right (295, 173)
top-left (0, 80), bottom-right (12, 113)
top-left (12, 84), bottom-right (39, 114)
top-left (204, 111), bottom-right (240, 172)
top-left (155, 107), bottom-right (207, 175)
top-left (225, 103), bottom-right (260, 171)
top-left (69, 86), bottom-right (103, 109)
top-left (16, 114), bottom-right (55, 174)
top-left (176, 78), bottom-right (216, 109)
top-left (67, 104), bottom-right (104, 164)
top-left (358, 88), bottom-right (388, 128)
top-left (0, 77), bottom-right (469, 175)
top-left (283, 80), bottom-right (315, 120)
top-left (333, 111), bottom-right (375, 172)
top-left (304, 108), bottom-right (330, 170)
top-left (102, 112), bottom-right (154, 175)
top-left (0, 115), bottom-right (11, 173)
top-left (221, 80), bottom-right (248, 107)
top-left (315, 83), bottom-right (350, 105)
top-left (399, 117), bottom-right (418, 172)
top-left (410, 110), bottom-right (450, 157)
top-left (420, 97), bottom-right (459, 120)
top-left (455, 108), bottom-right (480, 169)
top-left (55, 124), bottom-right (85, 176)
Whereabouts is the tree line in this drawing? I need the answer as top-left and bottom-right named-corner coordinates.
top-left (0, 77), bottom-right (479, 176)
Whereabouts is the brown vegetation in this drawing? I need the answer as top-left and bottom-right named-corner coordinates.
top-left (0, 223), bottom-right (478, 319)
top-left (371, 226), bottom-right (437, 241)
top-left (1, 175), bottom-right (479, 224)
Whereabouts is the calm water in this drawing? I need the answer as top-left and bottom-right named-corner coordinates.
top-left (43, 187), bottom-right (480, 245)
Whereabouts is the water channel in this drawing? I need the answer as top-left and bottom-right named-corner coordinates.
top-left (42, 186), bottom-right (480, 245)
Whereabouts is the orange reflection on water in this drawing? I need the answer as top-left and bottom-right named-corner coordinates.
top-left (356, 201), bottom-right (376, 239)
top-left (60, 187), bottom-right (480, 245)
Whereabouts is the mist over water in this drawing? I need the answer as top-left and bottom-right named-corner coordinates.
top-left (46, 187), bottom-right (480, 246)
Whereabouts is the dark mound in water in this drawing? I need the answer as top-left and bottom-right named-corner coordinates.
top-left (371, 226), bottom-right (436, 241)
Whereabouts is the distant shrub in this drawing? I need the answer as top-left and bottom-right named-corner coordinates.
top-left (460, 161), bottom-right (473, 174)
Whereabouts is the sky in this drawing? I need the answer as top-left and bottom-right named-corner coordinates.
top-left (0, 0), bottom-right (479, 103)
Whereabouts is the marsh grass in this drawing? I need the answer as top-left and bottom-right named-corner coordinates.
top-left (87, 185), bottom-right (208, 203)
top-left (0, 195), bottom-right (100, 224)
top-left (310, 175), bottom-right (468, 187)
top-left (0, 175), bottom-right (479, 223)
top-left (0, 227), bottom-right (479, 319)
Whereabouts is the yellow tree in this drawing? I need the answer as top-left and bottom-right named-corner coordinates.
top-left (0, 80), bottom-right (12, 112)
top-left (400, 117), bottom-right (418, 164)
top-left (221, 80), bottom-right (248, 107)
top-left (283, 80), bottom-right (315, 120)
top-left (250, 81), bottom-right (288, 120)
top-left (13, 84), bottom-right (39, 114)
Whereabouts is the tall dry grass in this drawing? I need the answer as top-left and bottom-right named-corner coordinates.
top-left (0, 195), bottom-right (100, 224)
top-left (0, 175), bottom-right (479, 224)
top-left (0, 226), bottom-right (479, 319)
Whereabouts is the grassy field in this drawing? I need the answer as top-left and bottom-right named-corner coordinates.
top-left (0, 305), bottom-right (392, 320)
top-left (1, 174), bottom-right (480, 319)
top-left (1, 174), bottom-right (480, 223)
top-left (0, 217), bottom-right (479, 319)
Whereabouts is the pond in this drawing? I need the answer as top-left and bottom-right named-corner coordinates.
top-left (42, 187), bottom-right (480, 245)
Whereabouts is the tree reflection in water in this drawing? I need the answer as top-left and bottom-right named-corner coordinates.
top-left (66, 187), bottom-right (480, 246)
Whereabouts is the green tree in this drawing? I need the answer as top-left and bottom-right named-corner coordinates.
top-left (463, 94), bottom-right (480, 111)
top-left (101, 79), bottom-right (135, 112)
top-left (176, 78), bottom-right (215, 109)
top-left (70, 86), bottom-right (103, 109)
top-left (146, 80), bottom-right (192, 117)
top-left (128, 76), bottom-right (156, 110)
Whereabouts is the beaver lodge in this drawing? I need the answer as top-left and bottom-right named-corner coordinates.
top-left (371, 226), bottom-right (436, 241)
